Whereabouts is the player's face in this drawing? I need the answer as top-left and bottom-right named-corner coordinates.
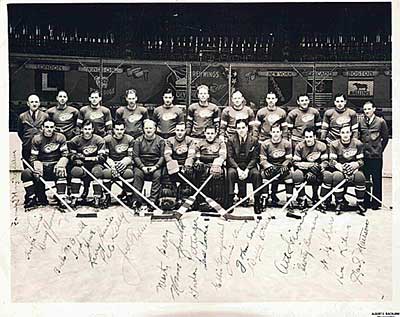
top-left (175, 124), bottom-right (186, 139)
top-left (304, 131), bottom-right (315, 147)
top-left (126, 92), bottom-right (138, 106)
top-left (363, 103), bottom-right (375, 118)
top-left (197, 88), bottom-right (209, 103)
top-left (266, 93), bottom-right (278, 108)
top-left (297, 96), bottom-right (310, 110)
top-left (113, 124), bottom-right (125, 139)
top-left (236, 122), bottom-right (248, 138)
top-left (89, 92), bottom-right (101, 106)
top-left (231, 92), bottom-right (244, 108)
top-left (43, 122), bottom-right (55, 137)
top-left (163, 93), bottom-right (174, 106)
top-left (82, 124), bottom-right (94, 139)
top-left (143, 121), bottom-right (156, 137)
top-left (334, 96), bottom-right (347, 111)
top-left (205, 128), bottom-right (216, 142)
top-left (56, 91), bottom-right (68, 106)
top-left (271, 126), bottom-right (282, 141)
top-left (27, 95), bottom-right (40, 112)
top-left (340, 126), bottom-right (352, 143)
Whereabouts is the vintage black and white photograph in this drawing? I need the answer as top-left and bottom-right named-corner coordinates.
top-left (4, 0), bottom-right (397, 313)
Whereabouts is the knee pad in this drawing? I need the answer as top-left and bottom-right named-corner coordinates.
top-left (322, 171), bottom-right (333, 185)
top-left (332, 171), bottom-right (345, 186)
top-left (91, 166), bottom-right (103, 178)
top-left (122, 168), bottom-right (134, 180)
top-left (103, 168), bottom-right (112, 179)
top-left (21, 168), bottom-right (33, 182)
top-left (353, 171), bottom-right (366, 185)
top-left (292, 170), bottom-right (304, 184)
top-left (71, 166), bottom-right (84, 178)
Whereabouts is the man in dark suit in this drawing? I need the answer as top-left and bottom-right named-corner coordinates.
top-left (227, 119), bottom-right (262, 213)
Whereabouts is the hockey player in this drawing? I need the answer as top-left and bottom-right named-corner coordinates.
top-left (21, 118), bottom-right (68, 209)
top-left (46, 90), bottom-right (80, 140)
top-left (77, 90), bottom-right (113, 137)
top-left (219, 90), bottom-right (256, 141)
top-left (18, 94), bottom-right (49, 164)
top-left (260, 123), bottom-right (293, 207)
top-left (102, 121), bottom-right (135, 208)
top-left (226, 120), bottom-right (262, 213)
top-left (186, 85), bottom-right (220, 141)
top-left (115, 88), bottom-right (149, 139)
top-left (320, 124), bottom-right (366, 215)
top-left (359, 101), bottom-right (389, 210)
top-left (292, 127), bottom-right (329, 208)
top-left (286, 93), bottom-right (322, 149)
top-left (132, 119), bottom-right (165, 206)
top-left (321, 93), bottom-right (359, 143)
top-left (186, 125), bottom-right (227, 210)
top-left (68, 119), bottom-right (107, 208)
top-left (255, 91), bottom-right (288, 142)
top-left (153, 89), bottom-right (185, 139)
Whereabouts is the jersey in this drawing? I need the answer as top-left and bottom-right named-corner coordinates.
top-left (190, 138), bottom-right (226, 166)
top-left (186, 102), bottom-right (220, 138)
top-left (255, 106), bottom-right (288, 141)
top-left (68, 134), bottom-right (106, 160)
top-left (46, 105), bottom-right (79, 140)
top-left (219, 105), bottom-right (256, 138)
top-left (164, 136), bottom-right (195, 166)
top-left (133, 135), bottom-right (165, 168)
top-left (153, 105), bottom-right (185, 137)
top-left (286, 107), bottom-right (321, 142)
top-left (30, 132), bottom-right (68, 164)
top-left (329, 138), bottom-right (364, 167)
top-left (293, 140), bottom-right (328, 164)
top-left (104, 134), bottom-right (134, 162)
top-left (321, 108), bottom-right (359, 142)
top-left (260, 138), bottom-right (292, 168)
top-left (115, 105), bottom-right (148, 138)
top-left (77, 105), bottom-right (112, 137)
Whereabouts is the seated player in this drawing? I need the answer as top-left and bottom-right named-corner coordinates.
top-left (132, 119), bottom-right (165, 207)
top-left (226, 119), bottom-right (262, 214)
top-left (186, 125), bottom-right (227, 211)
top-left (102, 121), bottom-right (135, 208)
top-left (259, 123), bottom-right (293, 207)
top-left (21, 118), bottom-right (69, 209)
top-left (68, 119), bottom-right (106, 208)
top-left (292, 127), bottom-right (328, 209)
top-left (320, 124), bottom-right (367, 215)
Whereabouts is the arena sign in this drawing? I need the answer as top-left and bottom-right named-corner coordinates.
top-left (348, 79), bottom-right (374, 97)
top-left (25, 63), bottom-right (71, 71)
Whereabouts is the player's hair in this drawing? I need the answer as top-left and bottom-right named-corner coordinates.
top-left (82, 119), bottom-right (94, 128)
top-left (143, 118), bottom-right (156, 128)
top-left (296, 93), bottom-right (309, 101)
top-left (113, 120), bottom-right (125, 128)
top-left (42, 117), bottom-right (56, 126)
top-left (27, 93), bottom-right (40, 101)
top-left (125, 88), bottom-right (137, 97)
top-left (197, 85), bottom-right (209, 93)
top-left (231, 90), bottom-right (243, 98)
top-left (235, 119), bottom-right (249, 128)
top-left (363, 100), bottom-right (375, 107)
top-left (163, 88), bottom-right (174, 96)
top-left (302, 126), bottom-right (315, 136)
top-left (204, 124), bottom-right (216, 132)
top-left (271, 122), bottom-right (282, 131)
top-left (265, 91), bottom-right (278, 98)
top-left (57, 90), bottom-right (68, 97)
top-left (334, 93), bottom-right (347, 101)
top-left (89, 89), bottom-right (101, 97)
top-left (175, 121), bottom-right (186, 127)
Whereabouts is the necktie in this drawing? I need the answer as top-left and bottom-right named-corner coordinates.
top-left (32, 111), bottom-right (36, 122)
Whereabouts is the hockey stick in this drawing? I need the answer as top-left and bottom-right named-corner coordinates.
top-left (22, 158), bottom-right (74, 213)
top-left (81, 166), bottom-right (135, 215)
top-left (307, 178), bottom-right (347, 213)
top-left (365, 191), bottom-right (392, 210)
top-left (280, 181), bottom-right (308, 213)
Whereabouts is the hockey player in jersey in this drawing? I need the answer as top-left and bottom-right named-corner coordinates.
top-left (260, 123), bottom-right (293, 207)
top-left (18, 94), bottom-right (49, 164)
top-left (255, 91), bottom-right (288, 142)
top-left (46, 90), bottom-right (79, 140)
top-left (219, 90), bottom-right (256, 141)
top-left (162, 122), bottom-right (195, 209)
top-left (116, 88), bottom-right (149, 139)
top-left (286, 93), bottom-right (322, 149)
top-left (153, 89), bottom-right (185, 139)
top-left (21, 118), bottom-right (68, 209)
top-left (186, 125), bottom-right (227, 210)
top-left (292, 127), bottom-right (328, 209)
top-left (132, 119), bottom-right (165, 207)
top-left (102, 121), bottom-right (135, 208)
top-left (227, 120), bottom-right (262, 213)
top-left (68, 120), bottom-right (107, 208)
top-left (186, 85), bottom-right (220, 141)
top-left (321, 93), bottom-right (359, 143)
top-left (77, 90), bottom-right (113, 137)
top-left (320, 124), bottom-right (367, 215)
top-left (359, 101), bottom-right (389, 210)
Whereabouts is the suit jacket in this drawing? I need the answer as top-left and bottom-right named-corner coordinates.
top-left (227, 133), bottom-right (259, 170)
top-left (18, 110), bottom-right (49, 147)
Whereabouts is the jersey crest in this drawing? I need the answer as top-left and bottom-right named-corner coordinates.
top-left (271, 149), bottom-right (286, 158)
top-left (82, 145), bottom-right (98, 155)
top-left (115, 144), bottom-right (129, 153)
top-left (162, 112), bottom-right (177, 121)
top-left (175, 144), bottom-right (188, 155)
top-left (336, 116), bottom-right (350, 125)
top-left (267, 113), bottom-right (280, 123)
top-left (199, 109), bottom-right (212, 118)
top-left (342, 148), bottom-right (357, 159)
top-left (43, 143), bottom-right (60, 153)
top-left (306, 151), bottom-right (321, 162)
top-left (128, 113), bottom-right (142, 123)
top-left (90, 112), bottom-right (104, 120)
top-left (59, 113), bottom-right (74, 122)
top-left (302, 114), bottom-right (314, 123)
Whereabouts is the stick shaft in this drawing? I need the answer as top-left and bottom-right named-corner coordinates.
top-left (308, 178), bottom-right (347, 213)
top-left (279, 181), bottom-right (307, 213)
top-left (365, 191), bottom-right (392, 210)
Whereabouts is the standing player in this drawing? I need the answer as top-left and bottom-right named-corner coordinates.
top-left (219, 90), bottom-right (256, 141)
top-left (77, 90), bottom-right (113, 137)
top-left (255, 91), bottom-right (288, 142)
top-left (21, 118), bottom-right (69, 209)
top-left (321, 93), bottom-right (359, 143)
top-left (186, 85), bottom-right (220, 141)
top-left (359, 101), bottom-right (389, 210)
top-left (153, 89), bottom-right (185, 139)
top-left (18, 94), bottom-right (49, 164)
top-left (286, 93), bottom-right (322, 149)
top-left (68, 120), bottom-right (107, 208)
top-left (115, 88), bottom-right (149, 139)
top-left (102, 121), bottom-right (135, 208)
top-left (46, 90), bottom-right (80, 140)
